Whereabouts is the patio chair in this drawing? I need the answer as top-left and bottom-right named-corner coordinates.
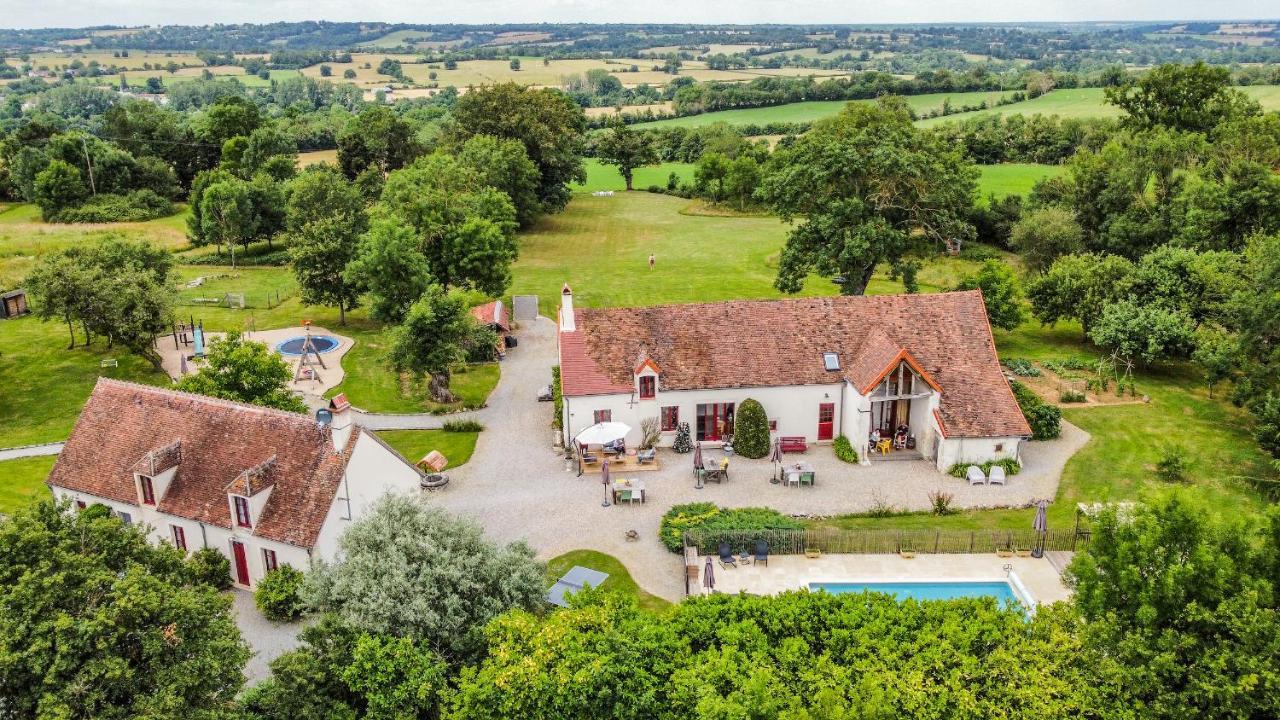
top-left (753, 539), bottom-right (769, 567)
top-left (637, 448), bottom-right (656, 464)
top-left (988, 466), bottom-right (1007, 486)
top-left (966, 465), bottom-right (986, 486)
top-left (717, 542), bottom-right (737, 568)
top-left (799, 471), bottom-right (815, 486)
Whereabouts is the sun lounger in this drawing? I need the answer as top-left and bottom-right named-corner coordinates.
top-left (967, 465), bottom-right (986, 486)
top-left (988, 466), bottom-right (1006, 485)
top-left (753, 539), bottom-right (769, 567)
top-left (636, 448), bottom-right (656, 464)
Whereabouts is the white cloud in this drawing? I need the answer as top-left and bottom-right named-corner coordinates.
top-left (2, 0), bottom-right (1276, 29)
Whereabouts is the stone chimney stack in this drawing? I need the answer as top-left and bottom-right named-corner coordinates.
top-left (328, 393), bottom-right (354, 452)
top-left (559, 283), bottom-right (576, 332)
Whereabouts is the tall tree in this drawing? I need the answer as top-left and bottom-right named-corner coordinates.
top-left (1105, 61), bottom-right (1259, 136)
top-left (336, 104), bottom-right (421, 180)
top-left (760, 97), bottom-right (977, 295)
top-left (446, 82), bottom-right (587, 214)
top-left (0, 501), bottom-right (250, 719)
top-left (289, 214), bottom-right (365, 325)
top-left (1027, 253), bottom-right (1135, 338)
top-left (1011, 207), bottom-right (1084, 274)
top-left (284, 165), bottom-right (367, 234)
top-left (344, 213), bottom-right (432, 323)
top-left (379, 153), bottom-right (518, 297)
top-left (176, 333), bottom-right (307, 412)
top-left (954, 259), bottom-right (1026, 331)
top-left (456, 134), bottom-right (542, 227)
top-left (385, 285), bottom-right (471, 403)
top-left (198, 178), bottom-right (257, 266)
top-left (592, 119), bottom-right (657, 191)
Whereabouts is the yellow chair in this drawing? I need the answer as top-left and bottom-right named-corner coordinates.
top-left (877, 439), bottom-right (893, 455)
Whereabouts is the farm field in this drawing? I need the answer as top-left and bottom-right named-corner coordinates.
top-left (572, 159), bottom-right (696, 192)
top-left (6, 50), bottom-right (204, 72)
top-left (632, 91), bottom-right (1018, 129)
top-left (296, 149), bottom-right (340, 168)
top-left (918, 85), bottom-right (1280, 126)
top-left (586, 101), bottom-right (674, 118)
top-left (977, 163), bottom-right (1067, 200)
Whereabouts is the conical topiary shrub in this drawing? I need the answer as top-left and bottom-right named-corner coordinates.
top-left (672, 421), bottom-right (693, 453)
top-left (733, 398), bottom-right (770, 458)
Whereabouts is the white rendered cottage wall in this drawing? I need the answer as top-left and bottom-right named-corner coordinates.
top-left (310, 430), bottom-right (424, 560)
top-left (933, 435), bottom-right (1023, 472)
top-left (565, 383), bottom-right (847, 449)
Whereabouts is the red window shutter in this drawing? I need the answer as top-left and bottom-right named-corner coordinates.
top-left (594, 409), bottom-right (611, 424)
top-left (639, 376), bottom-right (655, 399)
top-left (263, 549), bottom-right (278, 572)
top-left (171, 525), bottom-right (186, 551)
top-left (140, 476), bottom-right (155, 505)
top-left (75, 500), bottom-right (86, 510)
top-left (661, 406), bottom-right (679, 431)
top-left (234, 496), bottom-right (252, 528)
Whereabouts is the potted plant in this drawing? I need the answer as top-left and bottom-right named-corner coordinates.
top-left (804, 547), bottom-right (821, 559)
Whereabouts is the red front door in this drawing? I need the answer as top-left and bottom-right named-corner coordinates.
top-left (231, 541), bottom-right (250, 586)
top-left (817, 403), bottom-right (835, 441)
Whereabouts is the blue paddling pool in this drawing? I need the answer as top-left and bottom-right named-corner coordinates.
top-left (276, 335), bottom-right (340, 356)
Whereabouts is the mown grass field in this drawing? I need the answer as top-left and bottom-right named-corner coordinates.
top-left (375, 429), bottom-right (480, 468)
top-left (575, 159), bottom-right (1064, 200)
top-left (0, 456), bottom-right (58, 516)
top-left (631, 91), bottom-right (1019, 130)
top-left (544, 549), bottom-right (671, 612)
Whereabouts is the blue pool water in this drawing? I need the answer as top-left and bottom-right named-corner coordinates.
top-left (811, 581), bottom-right (1019, 603)
top-left (276, 335), bottom-right (340, 356)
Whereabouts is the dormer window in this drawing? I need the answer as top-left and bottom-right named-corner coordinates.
top-left (639, 375), bottom-right (656, 399)
top-left (233, 496), bottom-right (252, 528)
top-left (139, 475), bottom-right (155, 506)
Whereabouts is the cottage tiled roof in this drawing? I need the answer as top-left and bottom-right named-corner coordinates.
top-left (558, 291), bottom-right (1031, 438)
top-left (47, 379), bottom-right (359, 548)
top-left (470, 300), bottom-right (510, 331)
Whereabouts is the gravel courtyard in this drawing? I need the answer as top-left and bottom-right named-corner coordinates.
top-left (432, 316), bottom-right (1089, 603)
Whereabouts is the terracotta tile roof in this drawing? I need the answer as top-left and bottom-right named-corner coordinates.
top-left (47, 379), bottom-right (360, 548)
top-left (470, 300), bottom-right (510, 331)
top-left (559, 291), bottom-right (1031, 438)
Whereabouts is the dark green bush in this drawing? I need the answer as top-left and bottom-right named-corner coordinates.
top-left (1155, 444), bottom-right (1189, 482)
top-left (659, 502), bottom-right (803, 553)
top-left (833, 435), bottom-right (858, 463)
top-left (948, 457), bottom-right (1022, 478)
top-left (551, 366), bottom-right (563, 430)
top-left (1002, 358), bottom-right (1041, 377)
top-left (442, 419), bottom-right (484, 432)
top-left (1010, 380), bottom-right (1062, 440)
top-left (186, 547), bottom-right (232, 591)
top-left (732, 398), bottom-right (769, 458)
top-left (51, 189), bottom-right (174, 223)
top-left (255, 566), bottom-right (307, 621)
top-left (464, 321), bottom-right (500, 363)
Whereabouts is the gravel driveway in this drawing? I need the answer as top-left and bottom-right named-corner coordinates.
top-left (431, 317), bottom-right (1089, 603)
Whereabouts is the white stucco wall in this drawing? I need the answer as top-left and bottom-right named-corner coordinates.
top-left (311, 430), bottom-right (423, 560)
top-left (564, 382), bottom-right (848, 449)
top-left (934, 435), bottom-right (1023, 472)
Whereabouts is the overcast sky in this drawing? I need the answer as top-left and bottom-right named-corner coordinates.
top-left (2, 1), bottom-right (1277, 30)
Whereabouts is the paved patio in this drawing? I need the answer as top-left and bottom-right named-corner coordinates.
top-left (155, 324), bottom-right (354, 395)
top-left (432, 315), bottom-right (1090, 603)
top-left (697, 552), bottom-right (1071, 607)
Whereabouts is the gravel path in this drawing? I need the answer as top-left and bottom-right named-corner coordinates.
top-left (430, 317), bottom-right (1090, 603)
top-left (230, 589), bottom-right (305, 684)
top-left (0, 442), bottom-right (64, 460)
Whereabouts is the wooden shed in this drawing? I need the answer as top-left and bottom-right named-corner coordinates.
top-left (1, 289), bottom-right (28, 319)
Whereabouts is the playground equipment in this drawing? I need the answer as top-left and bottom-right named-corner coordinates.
top-left (292, 321), bottom-right (328, 383)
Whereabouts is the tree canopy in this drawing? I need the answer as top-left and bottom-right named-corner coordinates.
top-left (176, 333), bottom-right (307, 412)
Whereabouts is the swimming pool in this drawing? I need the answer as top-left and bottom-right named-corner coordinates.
top-left (810, 580), bottom-right (1020, 604)
top-left (275, 335), bottom-right (340, 356)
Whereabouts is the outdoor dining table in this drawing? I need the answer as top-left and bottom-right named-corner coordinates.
top-left (783, 461), bottom-right (816, 486)
top-left (610, 478), bottom-right (646, 504)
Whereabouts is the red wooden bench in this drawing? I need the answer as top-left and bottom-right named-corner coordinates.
top-left (780, 436), bottom-right (808, 453)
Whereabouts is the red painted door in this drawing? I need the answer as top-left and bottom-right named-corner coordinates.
top-left (817, 403), bottom-right (835, 441)
top-left (231, 541), bottom-right (250, 586)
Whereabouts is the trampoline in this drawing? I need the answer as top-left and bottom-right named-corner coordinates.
top-left (276, 335), bottom-right (340, 356)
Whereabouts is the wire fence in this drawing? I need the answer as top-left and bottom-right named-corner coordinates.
top-left (173, 289), bottom-right (293, 310)
top-left (685, 527), bottom-right (1089, 557)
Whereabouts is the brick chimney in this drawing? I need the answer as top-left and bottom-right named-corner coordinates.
top-left (559, 283), bottom-right (576, 332)
top-left (328, 393), bottom-right (354, 452)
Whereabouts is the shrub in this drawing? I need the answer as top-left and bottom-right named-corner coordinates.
top-left (442, 419), bottom-right (484, 432)
top-left (640, 416), bottom-right (660, 449)
top-left (1253, 393), bottom-right (1280, 460)
top-left (50, 189), bottom-right (174, 223)
top-left (1155, 444), bottom-right (1190, 482)
top-left (187, 547), bottom-right (232, 590)
top-left (833, 435), bottom-right (858, 463)
top-left (947, 458), bottom-right (1022, 478)
top-left (928, 490), bottom-right (956, 516)
top-left (1010, 380), bottom-right (1062, 440)
top-left (464, 321), bottom-right (500, 363)
top-left (732, 398), bottom-right (769, 458)
top-left (1059, 389), bottom-right (1086, 403)
top-left (551, 366), bottom-right (563, 430)
top-left (1002, 358), bottom-right (1041, 377)
top-left (658, 503), bottom-right (803, 553)
top-left (255, 565), bottom-right (306, 621)
top-left (1041, 356), bottom-right (1097, 374)
top-left (672, 421), bottom-right (693, 453)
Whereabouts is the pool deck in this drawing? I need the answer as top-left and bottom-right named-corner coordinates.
top-left (154, 325), bottom-right (354, 396)
top-left (698, 552), bottom-right (1072, 607)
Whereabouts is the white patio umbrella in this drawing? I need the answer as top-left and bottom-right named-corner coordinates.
top-left (574, 421), bottom-right (632, 447)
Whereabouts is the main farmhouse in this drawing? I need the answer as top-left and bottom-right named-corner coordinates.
top-left (557, 286), bottom-right (1031, 471)
top-left (46, 379), bottom-right (424, 588)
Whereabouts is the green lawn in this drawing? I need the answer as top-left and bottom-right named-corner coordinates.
top-left (573, 159), bottom-right (696, 193)
top-left (544, 549), bottom-right (671, 612)
top-left (375, 429), bottom-right (479, 468)
top-left (977, 163), bottom-right (1066, 200)
top-left (631, 91), bottom-right (1020, 130)
top-left (0, 456), bottom-right (57, 515)
top-left (918, 85), bottom-right (1280, 127)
